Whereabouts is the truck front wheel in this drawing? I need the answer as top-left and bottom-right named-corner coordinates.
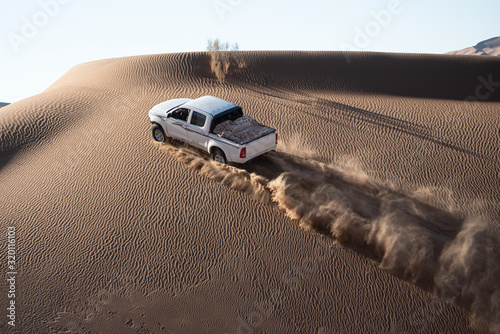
top-left (211, 148), bottom-right (227, 164)
top-left (152, 124), bottom-right (166, 142)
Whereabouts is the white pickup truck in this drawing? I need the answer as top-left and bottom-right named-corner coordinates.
top-left (149, 96), bottom-right (277, 164)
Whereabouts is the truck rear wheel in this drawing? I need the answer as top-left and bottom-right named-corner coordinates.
top-left (211, 148), bottom-right (227, 164)
top-left (152, 124), bottom-right (166, 142)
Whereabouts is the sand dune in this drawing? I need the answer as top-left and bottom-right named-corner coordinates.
top-left (0, 51), bottom-right (499, 333)
top-left (448, 36), bottom-right (500, 56)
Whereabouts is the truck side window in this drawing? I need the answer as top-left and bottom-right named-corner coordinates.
top-left (171, 108), bottom-right (189, 122)
top-left (190, 112), bottom-right (206, 128)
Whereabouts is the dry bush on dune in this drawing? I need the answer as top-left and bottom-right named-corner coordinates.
top-left (207, 38), bottom-right (245, 81)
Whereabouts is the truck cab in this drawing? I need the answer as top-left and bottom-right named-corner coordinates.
top-left (149, 96), bottom-right (277, 164)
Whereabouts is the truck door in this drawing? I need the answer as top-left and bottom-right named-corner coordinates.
top-left (185, 111), bottom-right (208, 149)
top-left (166, 108), bottom-right (190, 142)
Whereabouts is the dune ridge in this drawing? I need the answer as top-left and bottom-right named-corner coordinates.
top-left (448, 36), bottom-right (500, 56)
top-left (1, 51), bottom-right (499, 333)
top-left (205, 51), bottom-right (500, 100)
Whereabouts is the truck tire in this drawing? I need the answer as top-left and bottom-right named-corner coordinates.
top-left (152, 124), bottom-right (166, 142)
top-left (211, 148), bottom-right (227, 164)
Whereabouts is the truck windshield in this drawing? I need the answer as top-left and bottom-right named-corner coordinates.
top-left (210, 107), bottom-right (243, 132)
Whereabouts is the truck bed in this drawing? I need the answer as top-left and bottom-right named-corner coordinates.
top-left (212, 116), bottom-right (275, 145)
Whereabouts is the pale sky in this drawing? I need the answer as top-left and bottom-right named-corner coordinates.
top-left (1, 0), bottom-right (499, 102)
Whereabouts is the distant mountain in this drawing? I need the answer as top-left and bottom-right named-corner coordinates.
top-left (448, 36), bottom-right (500, 56)
top-left (0, 102), bottom-right (10, 108)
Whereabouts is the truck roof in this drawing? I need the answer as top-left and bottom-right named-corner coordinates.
top-left (183, 96), bottom-right (240, 116)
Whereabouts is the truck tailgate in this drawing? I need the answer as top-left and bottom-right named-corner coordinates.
top-left (246, 132), bottom-right (277, 160)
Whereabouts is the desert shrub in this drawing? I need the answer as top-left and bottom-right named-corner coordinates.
top-left (207, 38), bottom-right (239, 52)
top-left (207, 38), bottom-right (244, 81)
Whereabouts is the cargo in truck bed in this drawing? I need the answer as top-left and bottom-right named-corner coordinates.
top-left (213, 115), bottom-right (275, 145)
